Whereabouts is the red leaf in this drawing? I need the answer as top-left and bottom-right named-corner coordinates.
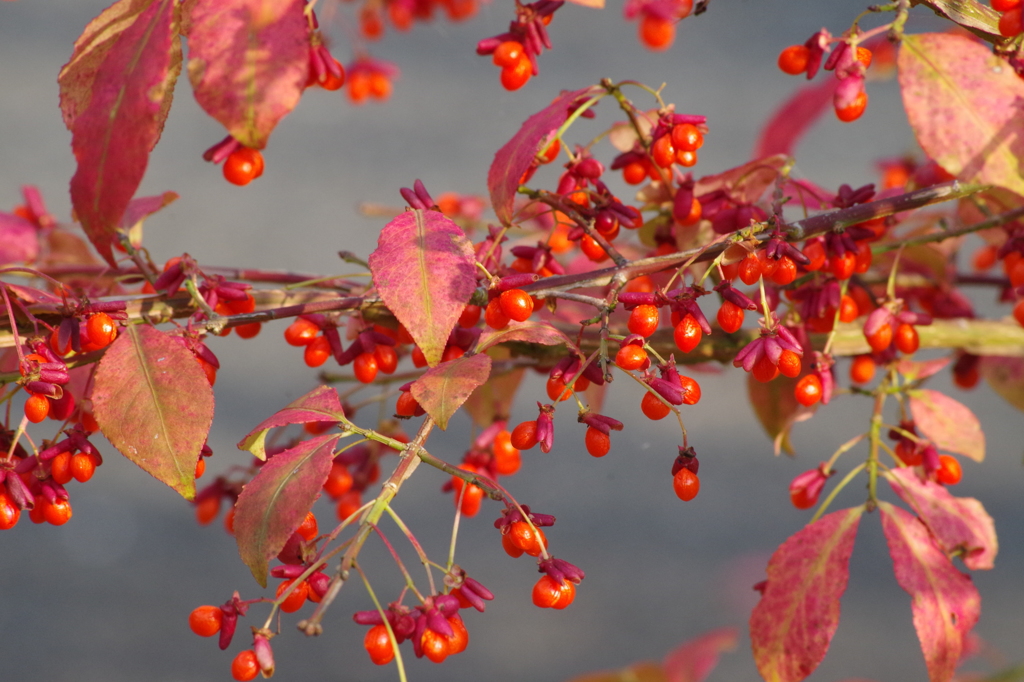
top-left (0, 212), bottom-right (39, 265)
top-left (885, 468), bottom-right (997, 571)
top-left (185, 0), bottom-right (308, 149)
top-left (753, 80), bottom-right (836, 160)
top-left (749, 506), bottom-right (863, 682)
top-left (237, 385), bottom-right (345, 460)
top-left (65, 0), bottom-right (182, 266)
top-left (477, 319), bottom-right (579, 354)
top-left (662, 627), bottom-right (739, 682)
top-left (899, 33), bottom-right (1024, 195)
top-left (916, 1), bottom-right (1000, 39)
top-left (120, 190), bottom-right (178, 227)
top-left (878, 501), bottom-right (981, 682)
top-left (979, 355), bottom-right (1024, 413)
top-left (695, 155), bottom-right (788, 206)
top-left (908, 389), bottom-right (985, 462)
top-left (368, 209), bottom-right (477, 367)
top-left (463, 367), bottom-right (525, 428)
top-left (411, 354), bottom-right (492, 430)
top-left (92, 325), bottom-right (214, 500)
top-left (488, 85), bottom-right (604, 225)
top-left (234, 433), bottom-right (339, 587)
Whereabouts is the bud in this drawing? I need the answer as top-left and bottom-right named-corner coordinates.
top-left (789, 464), bottom-right (832, 509)
top-left (253, 633), bottom-right (275, 678)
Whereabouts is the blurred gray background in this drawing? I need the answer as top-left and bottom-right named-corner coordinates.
top-left (1, 1), bottom-right (1021, 681)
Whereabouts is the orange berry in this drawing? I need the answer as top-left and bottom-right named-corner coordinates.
top-left (639, 13), bottom-right (675, 50)
top-left (85, 313), bottom-right (118, 349)
top-left (421, 628), bottom-right (449, 663)
top-left (223, 148), bottom-right (264, 186)
top-left (499, 288), bottom-right (534, 322)
top-left (276, 578), bottom-right (309, 613)
top-left (850, 354), bottom-right (876, 384)
top-left (364, 624), bottom-right (395, 665)
top-left (510, 420), bottom-right (539, 450)
top-left (44, 497), bottom-right (72, 526)
top-left (500, 56), bottom-right (531, 91)
top-left (717, 300), bottom-right (744, 333)
top-left (297, 511), bottom-right (319, 541)
top-left (24, 393), bottom-right (49, 423)
top-left (866, 323), bottom-right (893, 353)
top-left (195, 495), bottom-right (220, 525)
top-left (641, 391), bottom-right (671, 420)
top-left (752, 354), bottom-right (780, 383)
top-left (673, 313), bottom-right (702, 353)
top-left (374, 345), bottom-right (398, 374)
top-left (794, 374), bottom-right (822, 407)
top-left (492, 41), bottom-right (525, 68)
top-left (672, 468), bottom-right (700, 501)
top-left (70, 451), bottom-right (99, 482)
top-left (627, 304), bottom-right (660, 337)
top-left (485, 299), bottom-right (510, 329)
top-left (231, 650), bottom-right (259, 681)
top-left (894, 323), bottom-right (919, 354)
top-left (323, 462), bottom-right (354, 499)
top-left (936, 455), bottom-right (962, 485)
top-left (189, 605), bottom-right (223, 637)
top-left (0, 491), bottom-right (21, 530)
top-left (51, 451), bottom-right (74, 485)
top-left (651, 135), bottom-right (675, 168)
top-left (580, 234), bottom-right (609, 262)
top-left (615, 344), bottom-right (648, 371)
top-left (777, 349), bottom-right (802, 378)
top-left (584, 427), bottom-right (610, 457)
top-left (835, 90), bottom-right (868, 122)
top-left (778, 44), bottom-right (810, 74)
top-left (304, 335), bottom-right (331, 367)
top-left (838, 295), bottom-right (859, 323)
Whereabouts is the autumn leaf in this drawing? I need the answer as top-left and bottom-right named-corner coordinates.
top-left (908, 389), bottom-right (985, 462)
top-left (878, 501), bottom-right (981, 682)
top-left (185, 0), bottom-right (308, 149)
top-left (477, 319), bottom-right (579, 354)
top-left (749, 506), bottom-right (863, 682)
top-left (885, 468), bottom-right (997, 571)
top-left (411, 354), bottom-right (492, 430)
top-left (899, 33), bottom-right (1024, 195)
top-left (65, 0), bottom-right (182, 265)
top-left (234, 433), bottom-right (339, 586)
top-left (237, 385), bottom-right (345, 460)
top-left (92, 325), bottom-right (214, 500)
top-left (368, 209), bottom-right (477, 367)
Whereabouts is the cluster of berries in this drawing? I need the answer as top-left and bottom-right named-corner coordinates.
top-left (358, 0), bottom-right (478, 40)
top-left (777, 31), bottom-right (873, 122)
top-left (625, 0), bottom-right (695, 51)
top-left (476, 1), bottom-right (562, 91)
top-left (993, 0), bottom-right (1023, 36)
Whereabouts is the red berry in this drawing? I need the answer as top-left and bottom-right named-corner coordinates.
top-left (24, 393), bottom-right (49, 423)
top-left (195, 495), bottom-right (220, 526)
top-left (830, 251), bottom-right (857, 280)
top-left (500, 288), bottom-right (534, 322)
top-left (866, 323), bottom-right (893, 353)
top-left (189, 605), bottom-right (223, 637)
top-left (894, 323), bottom-right (919, 354)
top-left (276, 578), bottom-right (309, 613)
top-left (508, 520), bottom-right (547, 556)
top-left (492, 430), bottom-right (522, 475)
top-left (738, 253), bottom-right (763, 285)
top-left (670, 123), bottom-right (703, 152)
top-left (510, 420), bottom-right (539, 450)
top-left (441, 345), bottom-right (465, 363)
top-left (304, 335), bottom-right (332, 367)
top-left (771, 256), bottom-right (797, 286)
top-left (500, 56), bottom-right (531, 91)
top-left (51, 451), bottom-right (73, 485)
top-left (641, 391), bottom-right (671, 420)
top-left (580, 234), bottom-right (610, 262)
top-left (323, 462), bottom-right (354, 499)
top-left (485, 298), bottom-right (510, 329)
top-left (297, 511), bottom-right (318, 541)
top-left (223, 148), bottom-right (264, 186)
top-left (319, 58), bottom-right (346, 90)
top-left (639, 13), bottom-right (675, 51)
top-left (752, 353), bottom-right (780, 383)
top-left (584, 427), bottom-right (610, 457)
top-left (285, 318), bottom-right (320, 346)
top-left (493, 41), bottom-right (525, 67)
top-left (895, 441), bottom-right (923, 466)
top-left (622, 161), bottom-right (648, 185)
top-left (777, 349), bottom-right (802, 378)
top-left (615, 344), bottom-right (648, 371)
top-left (85, 312), bottom-right (118, 349)
top-left (353, 352), bottom-right (379, 383)
top-left (421, 629), bottom-right (449, 663)
top-left (234, 322), bottom-right (261, 339)
top-left (374, 345), bottom-right (398, 374)
top-left (835, 90), bottom-right (868, 122)
top-left (446, 614), bottom-right (469, 654)
top-left (628, 304), bottom-right (660, 337)
top-left (43, 497), bottom-right (73, 526)
top-left (231, 650), bottom-right (259, 681)
top-left (850, 354), bottom-right (876, 384)
top-left (194, 457), bottom-right (206, 479)
top-left (458, 305), bottom-right (482, 328)
top-left (651, 135), bottom-right (676, 168)
top-left (70, 451), bottom-right (99, 483)
top-left (365, 624), bottom-right (395, 665)
top-left (336, 490), bottom-right (363, 522)
top-left (778, 44), bottom-right (810, 75)
top-left (673, 468), bottom-right (700, 501)
top-left (936, 455), bottom-right (962, 485)
top-left (1000, 6), bottom-right (1023, 36)
top-left (993, 0), bottom-right (1022, 11)
top-left (679, 375), bottom-right (701, 405)
top-left (794, 374), bottom-right (822, 407)
top-left (532, 575), bottom-right (569, 608)
top-left (455, 482), bottom-right (484, 517)
top-left (838, 295), bottom-right (859, 323)
top-left (673, 313), bottom-right (702, 353)
top-left (0, 492), bottom-right (21, 530)
top-left (717, 300), bottom-right (744, 333)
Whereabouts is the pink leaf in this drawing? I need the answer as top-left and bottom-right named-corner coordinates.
top-left (896, 357), bottom-right (951, 382)
top-left (695, 154), bottom-right (788, 206)
top-left (488, 85), bottom-right (604, 225)
top-left (908, 389), bottom-right (985, 462)
top-left (237, 385), bottom-right (345, 460)
top-left (120, 190), bottom-right (179, 227)
top-left (979, 356), bottom-right (1024, 413)
top-left (753, 79), bottom-right (836, 160)
top-left (185, 0), bottom-right (308, 149)
top-left (411, 353), bottom-right (492, 430)
top-left (899, 33), bottom-right (1024, 196)
top-left (662, 627), bottom-right (739, 682)
top-left (878, 501), bottom-right (981, 682)
top-left (749, 506), bottom-right (864, 682)
top-left (477, 319), bottom-right (579, 354)
top-left (463, 367), bottom-right (525, 428)
top-left (368, 209), bottom-right (477, 367)
top-left (65, 0), bottom-right (182, 266)
top-left (0, 212), bottom-right (39, 265)
top-left (92, 325), bottom-right (214, 500)
top-left (234, 433), bottom-right (339, 586)
top-left (885, 468), bottom-right (997, 571)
